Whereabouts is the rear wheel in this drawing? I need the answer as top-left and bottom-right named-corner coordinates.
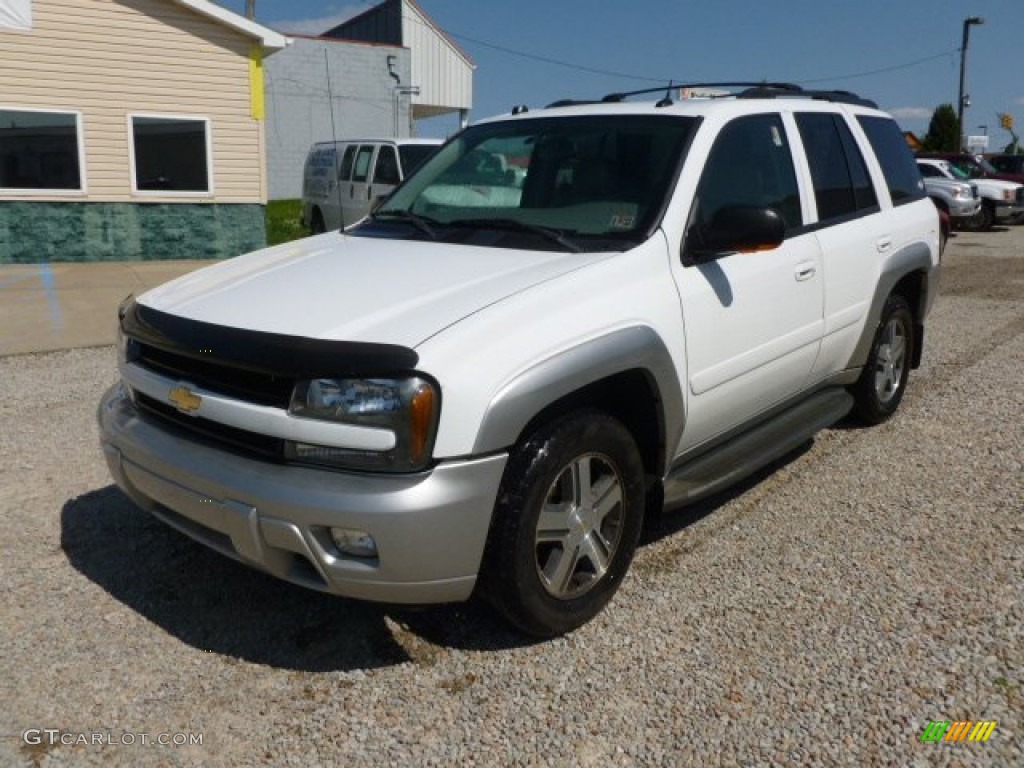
top-left (311, 208), bottom-right (326, 234)
top-left (479, 411), bottom-right (645, 637)
top-left (850, 294), bottom-right (914, 425)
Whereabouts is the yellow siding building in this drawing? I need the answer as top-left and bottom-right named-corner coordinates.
top-left (0, 0), bottom-right (288, 262)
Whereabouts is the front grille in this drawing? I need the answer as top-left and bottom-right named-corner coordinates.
top-left (136, 392), bottom-right (285, 461)
top-left (137, 343), bottom-right (293, 407)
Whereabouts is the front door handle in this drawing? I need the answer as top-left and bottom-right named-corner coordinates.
top-left (877, 237), bottom-right (893, 253)
top-left (795, 261), bottom-right (817, 281)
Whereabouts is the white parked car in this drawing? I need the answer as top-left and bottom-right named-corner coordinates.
top-left (916, 157), bottom-right (1024, 230)
top-left (914, 162), bottom-right (981, 228)
top-left (100, 83), bottom-right (940, 636)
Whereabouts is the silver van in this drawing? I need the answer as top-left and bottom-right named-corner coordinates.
top-left (301, 138), bottom-right (442, 232)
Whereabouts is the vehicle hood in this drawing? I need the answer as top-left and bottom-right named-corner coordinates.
top-left (137, 232), bottom-right (605, 348)
top-left (971, 178), bottom-right (1022, 194)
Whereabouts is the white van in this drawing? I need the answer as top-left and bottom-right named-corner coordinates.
top-left (301, 139), bottom-right (442, 232)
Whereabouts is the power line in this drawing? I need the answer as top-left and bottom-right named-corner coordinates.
top-left (340, 2), bottom-right (957, 93)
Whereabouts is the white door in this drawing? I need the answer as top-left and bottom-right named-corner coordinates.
top-left (343, 144), bottom-right (376, 227)
top-left (674, 113), bottom-right (824, 451)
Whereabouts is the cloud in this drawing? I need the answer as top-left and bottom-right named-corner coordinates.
top-left (888, 107), bottom-right (932, 120)
top-left (268, 7), bottom-right (363, 36)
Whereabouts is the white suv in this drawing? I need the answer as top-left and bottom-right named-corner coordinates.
top-left (99, 83), bottom-right (940, 637)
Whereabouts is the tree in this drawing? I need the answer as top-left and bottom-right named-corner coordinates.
top-left (922, 104), bottom-right (959, 152)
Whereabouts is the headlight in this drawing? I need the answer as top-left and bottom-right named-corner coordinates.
top-left (287, 376), bottom-right (439, 472)
top-left (952, 187), bottom-right (970, 200)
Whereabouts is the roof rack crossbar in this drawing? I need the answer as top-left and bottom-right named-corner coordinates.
top-left (545, 82), bottom-right (876, 110)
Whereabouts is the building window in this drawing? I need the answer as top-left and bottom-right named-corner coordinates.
top-left (130, 115), bottom-right (211, 193)
top-left (0, 108), bottom-right (84, 193)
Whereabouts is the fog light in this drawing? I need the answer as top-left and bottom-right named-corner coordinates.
top-left (329, 528), bottom-right (378, 558)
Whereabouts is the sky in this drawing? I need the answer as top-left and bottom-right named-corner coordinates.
top-left (218, 0), bottom-right (1023, 147)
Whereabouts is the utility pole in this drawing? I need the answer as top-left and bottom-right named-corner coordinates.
top-left (246, 0), bottom-right (255, 20)
top-left (957, 16), bottom-right (984, 153)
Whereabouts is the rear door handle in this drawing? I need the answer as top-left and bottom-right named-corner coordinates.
top-left (795, 261), bottom-right (817, 281)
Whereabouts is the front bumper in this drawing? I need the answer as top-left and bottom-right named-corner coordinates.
top-left (994, 200), bottom-right (1024, 222)
top-left (98, 383), bottom-right (507, 604)
top-left (947, 197), bottom-right (982, 219)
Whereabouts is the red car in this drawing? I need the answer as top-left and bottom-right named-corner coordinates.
top-left (918, 152), bottom-right (1024, 185)
top-left (986, 153), bottom-right (1024, 180)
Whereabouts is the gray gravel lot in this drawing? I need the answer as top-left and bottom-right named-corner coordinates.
top-left (1, 227), bottom-right (1022, 767)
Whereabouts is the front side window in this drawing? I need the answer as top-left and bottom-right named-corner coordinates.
top-left (693, 113), bottom-right (802, 232)
top-left (0, 108), bottom-right (83, 192)
top-left (398, 144), bottom-right (438, 177)
top-left (369, 115), bottom-right (697, 251)
top-left (373, 146), bottom-right (400, 185)
top-left (131, 116), bottom-right (210, 192)
top-left (796, 112), bottom-right (876, 222)
top-left (857, 115), bottom-right (924, 205)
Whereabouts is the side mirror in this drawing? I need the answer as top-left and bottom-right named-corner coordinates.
top-left (687, 205), bottom-right (786, 260)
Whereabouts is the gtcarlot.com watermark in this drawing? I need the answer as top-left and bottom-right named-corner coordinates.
top-left (23, 728), bottom-right (203, 747)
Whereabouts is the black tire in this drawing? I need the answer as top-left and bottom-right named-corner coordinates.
top-left (963, 202), bottom-right (994, 231)
top-left (850, 294), bottom-right (915, 425)
top-left (311, 208), bottom-right (326, 234)
top-left (479, 410), bottom-right (646, 637)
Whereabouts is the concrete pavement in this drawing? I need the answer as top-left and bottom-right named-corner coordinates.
top-left (0, 260), bottom-right (215, 356)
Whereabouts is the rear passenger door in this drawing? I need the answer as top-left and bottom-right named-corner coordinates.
top-left (793, 111), bottom-right (885, 378)
top-left (674, 113), bottom-right (824, 450)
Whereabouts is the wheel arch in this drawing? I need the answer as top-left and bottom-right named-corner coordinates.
top-left (472, 326), bottom-right (684, 480)
top-left (847, 242), bottom-right (936, 372)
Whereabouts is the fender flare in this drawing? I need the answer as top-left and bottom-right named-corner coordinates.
top-left (472, 326), bottom-right (685, 476)
top-left (846, 241), bottom-right (937, 370)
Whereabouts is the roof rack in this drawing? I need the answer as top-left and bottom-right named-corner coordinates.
top-left (544, 82), bottom-right (877, 110)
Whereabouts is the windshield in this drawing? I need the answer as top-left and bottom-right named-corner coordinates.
top-left (361, 115), bottom-right (697, 251)
top-left (945, 162), bottom-right (970, 181)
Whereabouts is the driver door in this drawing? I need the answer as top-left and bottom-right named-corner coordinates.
top-left (673, 113), bottom-right (824, 451)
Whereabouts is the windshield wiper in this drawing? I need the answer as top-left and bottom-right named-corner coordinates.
top-left (371, 210), bottom-right (440, 240)
top-left (448, 218), bottom-right (583, 253)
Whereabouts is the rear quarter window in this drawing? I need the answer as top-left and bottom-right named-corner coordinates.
top-left (857, 116), bottom-right (925, 206)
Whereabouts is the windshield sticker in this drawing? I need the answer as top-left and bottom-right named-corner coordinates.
top-left (610, 213), bottom-right (636, 229)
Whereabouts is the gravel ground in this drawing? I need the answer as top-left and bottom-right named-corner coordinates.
top-left (1, 226), bottom-right (1021, 767)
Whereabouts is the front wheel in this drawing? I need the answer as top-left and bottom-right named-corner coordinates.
top-left (479, 411), bottom-right (645, 637)
top-left (850, 294), bottom-right (914, 425)
top-left (962, 202), bottom-right (994, 231)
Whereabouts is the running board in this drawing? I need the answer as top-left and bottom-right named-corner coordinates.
top-left (663, 388), bottom-right (854, 509)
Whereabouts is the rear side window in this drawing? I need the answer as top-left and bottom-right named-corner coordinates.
top-left (796, 113), bottom-right (877, 222)
top-left (352, 146), bottom-right (374, 183)
top-left (694, 113), bottom-right (803, 231)
top-left (857, 116), bottom-right (925, 205)
top-left (339, 146), bottom-right (356, 181)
